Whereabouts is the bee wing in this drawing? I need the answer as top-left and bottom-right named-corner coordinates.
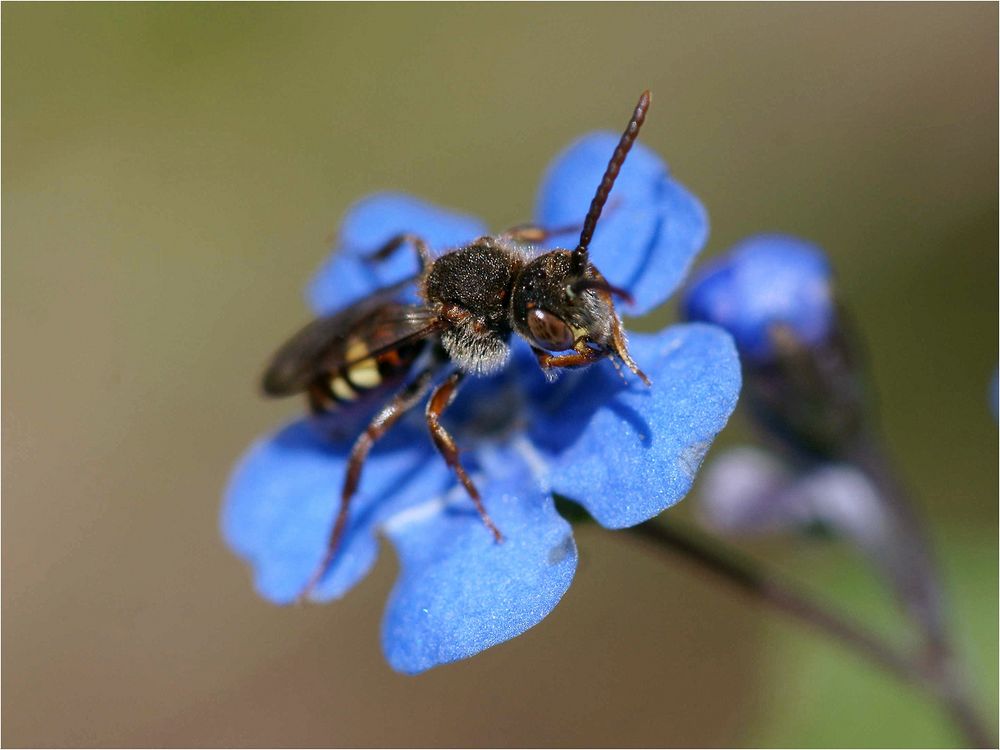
top-left (261, 295), bottom-right (442, 396)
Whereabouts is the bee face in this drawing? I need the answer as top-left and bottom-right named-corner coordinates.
top-left (510, 250), bottom-right (616, 353)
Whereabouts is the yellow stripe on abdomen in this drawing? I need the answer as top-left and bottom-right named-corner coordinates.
top-left (344, 337), bottom-right (382, 390)
top-left (330, 375), bottom-right (358, 401)
top-left (348, 361), bottom-right (381, 388)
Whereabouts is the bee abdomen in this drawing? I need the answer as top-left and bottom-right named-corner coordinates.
top-left (310, 337), bottom-right (426, 413)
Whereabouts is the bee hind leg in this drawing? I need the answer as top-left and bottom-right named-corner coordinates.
top-left (425, 371), bottom-right (503, 543)
top-left (298, 367), bottom-right (436, 603)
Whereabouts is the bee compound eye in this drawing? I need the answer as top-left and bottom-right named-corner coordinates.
top-left (527, 308), bottom-right (575, 351)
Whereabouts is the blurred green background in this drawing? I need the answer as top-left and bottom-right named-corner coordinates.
top-left (3, 3), bottom-right (996, 747)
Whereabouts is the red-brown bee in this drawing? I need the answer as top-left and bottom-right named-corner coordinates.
top-left (264, 92), bottom-right (653, 598)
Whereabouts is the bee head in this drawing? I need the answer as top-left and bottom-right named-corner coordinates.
top-left (510, 250), bottom-right (647, 383)
top-left (508, 90), bottom-right (653, 383)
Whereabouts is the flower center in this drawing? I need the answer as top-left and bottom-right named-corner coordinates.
top-left (451, 374), bottom-right (528, 443)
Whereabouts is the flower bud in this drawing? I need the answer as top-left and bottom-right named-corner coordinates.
top-left (683, 235), bottom-right (865, 458)
top-left (682, 235), bottom-right (834, 364)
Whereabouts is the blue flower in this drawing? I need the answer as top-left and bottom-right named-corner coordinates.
top-left (681, 234), bottom-right (834, 363)
top-left (222, 132), bottom-right (742, 674)
top-left (683, 235), bottom-right (948, 639)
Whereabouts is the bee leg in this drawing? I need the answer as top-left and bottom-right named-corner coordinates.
top-left (425, 372), bottom-right (503, 543)
top-left (533, 342), bottom-right (650, 385)
top-left (501, 199), bottom-right (622, 244)
top-left (363, 233), bottom-right (433, 273)
top-left (299, 367), bottom-right (436, 602)
top-left (500, 222), bottom-right (582, 245)
top-left (532, 344), bottom-right (605, 371)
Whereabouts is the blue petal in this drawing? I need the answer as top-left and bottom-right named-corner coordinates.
top-left (528, 323), bottom-right (741, 528)
top-left (535, 133), bottom-right (708, 315)
top-left (682, 234), bottom-right (834, 363)
top-left (308, 193), bottom-right (488, 315)
top-left (380, 468), bottom-right (576, 674)
top-left (221, 417), bottom-right (448, 605)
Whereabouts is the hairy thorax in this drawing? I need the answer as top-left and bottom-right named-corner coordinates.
top-left (423, 239), bottom-right (528, 376)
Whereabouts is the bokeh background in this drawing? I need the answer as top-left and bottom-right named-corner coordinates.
top-left (4, 4), bottom-right (997, 747)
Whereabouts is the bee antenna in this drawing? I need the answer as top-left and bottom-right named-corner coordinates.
top-left (571, 90), bottom-right (652, 276)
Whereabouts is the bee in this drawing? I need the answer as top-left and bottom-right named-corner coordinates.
top-left (264, 91), bottom-right (653, 598)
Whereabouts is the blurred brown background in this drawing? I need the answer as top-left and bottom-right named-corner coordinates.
top-left (3, 4), bottom-right (997, 747)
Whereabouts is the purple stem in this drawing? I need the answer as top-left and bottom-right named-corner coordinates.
top-left (625, 519), bottom-right (994, 748)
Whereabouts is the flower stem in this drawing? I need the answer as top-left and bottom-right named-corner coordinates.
top-left (843, 432), bottom-right (947, 650)
top-left (623, 519), bottom-right (995, 748)
top-left (843, 433), bottom-right (994, 749)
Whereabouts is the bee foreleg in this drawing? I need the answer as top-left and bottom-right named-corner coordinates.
top-left (532, 343), bottom-right (605, 371)
top-left (299, 367), bottom-right (436, 602)
top-left (364, 232), bottom-right (433, 273)
top-left (425, 371), bottom-right (503, 543)
top-left (534, 342), bottom-right (651, 386)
